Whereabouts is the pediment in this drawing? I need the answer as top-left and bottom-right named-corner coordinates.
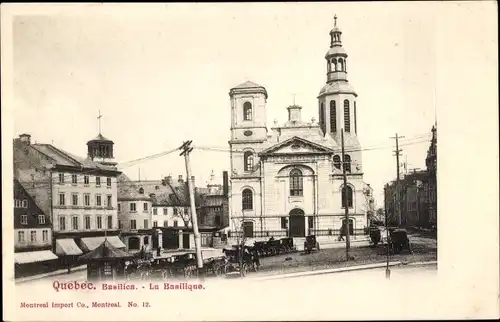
top-left (259, 136), bottom-right (334, 156)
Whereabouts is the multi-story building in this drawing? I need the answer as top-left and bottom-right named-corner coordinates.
top-left (119, 175), bottom-right (199, 250)
top-left (383, 126), bottom-right (437, 228)
top-left (13, 132), bottom-right (125, 261)
top-left (14, 178), bottom-right (57, 277)
top-left (228, 16), bottom-right (367, 238)
top-left (117, 173), bottom-right (153, 253)
top-left (197, 170), bottom-right (230, 230)
top-left (425, 125), bottom-right (437, 227)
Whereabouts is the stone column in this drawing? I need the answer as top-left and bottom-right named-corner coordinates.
top-left (178, 230), bottom-right (183, 249)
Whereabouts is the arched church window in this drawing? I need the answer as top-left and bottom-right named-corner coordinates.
top-left (333, 155), bottom-right (341, 169)
top-left (341, 185), bottom-right (353, 208)
top-left (243, 102), bottom-right (252, 121)
top-left (330, 100), bottom-right (337, 133)
top-left (354, 101), bottom-right (357, 134)
top-left (319, 102), bottom-right (325, 133)
top-left (289, 169), bottom-right (303, 196)
top-left (332, 59), bottom-right (337, 71)
top-left (344, 99), bottom-right (351, 132)
top-left (243, 151), bottom-right (254, 172)
top-left (344, 154), bottom-right (352, 173)
top-left (338, 58), bottom-right (344, 72)
top-left (242, 189), bottom-right (253, 210)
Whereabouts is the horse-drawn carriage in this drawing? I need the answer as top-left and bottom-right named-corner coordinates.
top-left (304, 235), bottom-right (320, 254)
top-left (252, 237), bottom-right (297, 257)
top-left (125, 249), bottom-right (227, 280)
top-left (368, 226), bottom-right (413, 254)
top-left (387, 229), bottom-right (413, 254)
top-left (223, 245), bottom-right (260, 277)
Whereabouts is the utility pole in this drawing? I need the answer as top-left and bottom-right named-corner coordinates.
top-left (390, 133), bottom-right (404, 227)
top-left (240, 207), bottom-right (245, 277)
top-left (179, 141), bottom-right (204, 281)
top-left (385, 207), bottom-right (391, 279)
top-left (341, 129), bottom-right (350, 260)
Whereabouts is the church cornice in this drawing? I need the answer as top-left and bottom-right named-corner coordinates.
top-left (228, 139), bottom-right (267, 145)
top-left (317, 89), bottom-right (358, 98)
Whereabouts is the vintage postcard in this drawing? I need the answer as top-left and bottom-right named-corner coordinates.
top-left (2, 2), bottom-right (499, 321)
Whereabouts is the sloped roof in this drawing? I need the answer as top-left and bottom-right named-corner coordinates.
top-left (231, 81), bottom-right (265, 90)
top-left (229, 81), bottom-right (268, 99)
top-left (78, 239), bottom-right (133, 261)
top-left (259, 136), bottom-right (335, 155)
top-left (120, 178), bottom-right (205, 207)
top-left (318, 81), bottom-right (357, 97)
top-left (88, 133), bottom-right (114, 143)
top-left (117, 174), bottom-right (152, 201)
top-left (29, 143), bottom-right (118, 172)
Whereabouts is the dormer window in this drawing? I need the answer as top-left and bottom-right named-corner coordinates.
top-left (139, 188), bottom-right (144, 194)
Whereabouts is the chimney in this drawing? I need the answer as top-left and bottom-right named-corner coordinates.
top-left (178, 175), bottom-right (183, 183)
top-left (19, 133), bottom-right (31, 145)
top-left (287, 105), bottom-right (302, 122)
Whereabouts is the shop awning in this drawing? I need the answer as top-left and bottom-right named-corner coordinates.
top-left (80, 237), bottom-right (106, 252)
top-left (15, 250), bottom-right (58, 264)
top-left (55, 239), bottom-right (83, 256)
top-left (81, 236), bottom-right (126, 252)
top-left (106, 236), bottom-right (126, 249)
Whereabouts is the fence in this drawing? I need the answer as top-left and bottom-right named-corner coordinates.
top-left (310, 228), bottom-right (366, 236)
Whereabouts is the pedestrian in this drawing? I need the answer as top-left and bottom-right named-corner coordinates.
top-left (338, 223), bottom-right (346, 241)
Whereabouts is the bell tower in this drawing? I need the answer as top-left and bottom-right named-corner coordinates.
top-left (229, 81), bottom-right (268, 142)
top-left (318, 16), bottom-right (359, 142)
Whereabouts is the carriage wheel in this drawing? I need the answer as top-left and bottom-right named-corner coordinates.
top-left (241, 263), bottom-right (249, 277)
top-left (212, 263), bottom-right (223, 277)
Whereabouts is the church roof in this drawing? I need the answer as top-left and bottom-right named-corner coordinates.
top-left (231, 81), bottom-right (265, 90)
top-left (259, 136), bottom-right (335, 156)
top-left (325, 45), bottom-right (347, 57)
top-left (229, 81), bottom-right (268, 99)
top-left (318, 81), bottom-right (357, 97)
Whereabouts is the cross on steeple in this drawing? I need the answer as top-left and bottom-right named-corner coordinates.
top-left (97, 110), bottom-right (103, 134)
top-left (334, 14), bottom-right (337, 27)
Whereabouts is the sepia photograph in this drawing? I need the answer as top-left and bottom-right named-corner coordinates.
top-left (2, 2), bottom-right (498, 321)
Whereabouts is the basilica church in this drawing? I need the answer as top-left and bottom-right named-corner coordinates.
top-left (228, 17), bottom-right (366, 238)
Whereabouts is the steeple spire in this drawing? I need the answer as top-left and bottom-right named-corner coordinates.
top-left (325, 14), bottom-right (348, 83)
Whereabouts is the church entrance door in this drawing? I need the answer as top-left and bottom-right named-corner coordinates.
top-left (289, 208), bottom-right (305, 237)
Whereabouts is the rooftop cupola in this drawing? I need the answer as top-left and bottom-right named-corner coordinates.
top-left (325, 15), bottom-right (349, 83)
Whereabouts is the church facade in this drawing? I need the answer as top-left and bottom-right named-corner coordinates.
top-left (228, 17), bottom-right (367, 238)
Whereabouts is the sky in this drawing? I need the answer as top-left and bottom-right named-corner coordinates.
top-left (11, 3), bottom-right (443, 206)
